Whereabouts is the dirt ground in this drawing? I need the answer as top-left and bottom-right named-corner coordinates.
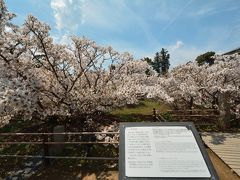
top-left (29, 148), bottom-right (240, 180)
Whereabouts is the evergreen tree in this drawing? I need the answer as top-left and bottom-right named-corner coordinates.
top-left (195, 51), bottom-right (215, 66)
top-left (159, 48), bottom-right (170, 75)
top-left (153, 52), bottom-right (161, 74)
top-left (143, 48), bottom-right (170, 76)
top-left (142, 57), bottom-right (152, 65)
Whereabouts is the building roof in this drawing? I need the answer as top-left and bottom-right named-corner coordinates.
top-left (223, 47), bottom-right (240, 55)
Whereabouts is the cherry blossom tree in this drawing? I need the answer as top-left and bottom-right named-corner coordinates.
top-left (159, 53), bottom-right (240, 120)
top-left (0, 1), bottom-right (159, 127)
top-left (0, 0), bottom-right (37, 127)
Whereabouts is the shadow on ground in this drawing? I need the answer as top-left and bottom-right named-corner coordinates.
top-left (203, 132), bottom-right (240, 145)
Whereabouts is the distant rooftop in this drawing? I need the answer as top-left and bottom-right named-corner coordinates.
top-left (223, 47), bottom-right (240, 55)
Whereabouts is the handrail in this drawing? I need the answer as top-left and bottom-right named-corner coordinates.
top-left (0, 154), bottom-right (119, 160)
top-left (167, 109), bottom-right (219, 112)
top-left (0, 131), bottom-right (120, 164)
top-left (171, 115), bottom-right (219, 117)
top-left (0, 141), bottom-right (119, 145)
top-left (0, 132), bottom-right (119, 136)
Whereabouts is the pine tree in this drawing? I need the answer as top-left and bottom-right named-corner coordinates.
top-left (153, 52), bottom-right (161, 74)
top-left (159, 48), bottom-right (170, 75)
top-left (143, 48), bottom-right (170, 76)
top-left (195, 51), bottom-right (215, 66)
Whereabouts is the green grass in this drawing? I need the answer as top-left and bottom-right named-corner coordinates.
top-left (111, 100), bottom-right (169, 115)
top-left (110, 100), bottom-right (170, 122)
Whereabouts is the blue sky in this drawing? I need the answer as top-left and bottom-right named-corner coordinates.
top-left (5, 0), bottom-right (240, 67)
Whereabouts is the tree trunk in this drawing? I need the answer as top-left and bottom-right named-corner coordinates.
top-left (218, 92), bottom-right (231, 130)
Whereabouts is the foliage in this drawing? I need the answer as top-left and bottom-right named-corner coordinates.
top-left (158, 48), bottom-right (170, 75)
top-left (196, 51), bottom-right (215, 66)
top-left (143, 48), bottom-right (170, 76)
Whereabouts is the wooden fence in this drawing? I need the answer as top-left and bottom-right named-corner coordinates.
top-left (165, 109), bottom-right (220, 129)
top-left (0, 132), bottom-right (119, 165)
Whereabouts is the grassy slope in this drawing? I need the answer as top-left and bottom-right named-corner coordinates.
top-left (110, 100), bottom-right (170, 122)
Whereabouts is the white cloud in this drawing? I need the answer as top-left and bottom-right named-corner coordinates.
top-left (164, 41), bottom-right (202, 67)
top-left (171, 48), bottom-right (201, 66)
top-left (50, 0), bottom-right (85, 31)
top-left (52, 32), bottom-right (71, 45)
top-left (50, 0), bottom-right (159, 48)
top-left (50, 0), bottom-right (130, 31)
top-left (169, 40), bottom-right (184, 51)
top-left (5, 26), bottom-right (12, 32)
top-left (168, 44), bottom-right (203, 67)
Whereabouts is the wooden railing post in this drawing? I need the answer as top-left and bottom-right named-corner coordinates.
top-left (153, 108), bottom-right (157, 121)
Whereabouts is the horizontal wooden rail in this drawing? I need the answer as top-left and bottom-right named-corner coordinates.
top-left (195, 124), bottom-right (216, 125)
top-left (167, 109), bottom-right (218, 112)
top-left (0, 131), bottom-right (120, 165)
top-left (0, 132), bottom-right (119, 136)
top-left (171, 115), bottom-right (219, 117)
top-left (0, 141), bottom-right (119, 145)
top-left (195, 124), bottom-right (216, 126)
top-left (0, 154), bottom-right (119, 160)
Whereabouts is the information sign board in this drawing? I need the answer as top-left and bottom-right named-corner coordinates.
top-left (119, 122), bottom-right (219, 180)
